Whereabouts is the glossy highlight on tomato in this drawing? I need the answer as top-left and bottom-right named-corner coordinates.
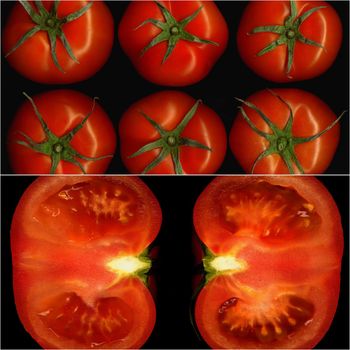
top-left (7, 90), bottom-right (116, 174)
top-left (237, 0), bottom-right (342, 82)
top-left (229, 89), bottom-right (341, 174)
top-left (118, 0), bottom-right (228, 86)
top-left (193, 176), bottom-right (343, 349)
top-left (119, 90), bottom-right (227, 174)
top-left (11, 176), bottom-right (162, 349)
top-left (2, 1), bottom-right (114, 84)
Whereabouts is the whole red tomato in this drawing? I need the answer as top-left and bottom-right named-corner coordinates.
top-left (2, 1), bottom-right (114, 84)
top-left (11, 176), bottom-right (162, 349)
top-left (7, 90), bottom-right (116, 174)
top-left (229, 89), bottom-right (342, 174)
top-left (193, 176), bottom-right (343, 349)
top-left (237, 0), bottom-right (342, 82)
top-left (118, 0), bottom-right (228, 86)
top-left (119, 90), bottom-right (227, 174)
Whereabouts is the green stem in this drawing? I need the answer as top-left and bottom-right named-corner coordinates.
top-left (6, 1), bottom-right (92, 72)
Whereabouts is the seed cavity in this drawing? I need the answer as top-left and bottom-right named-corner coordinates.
top-left (221, 182), bottom-right (320, 239)
top-left (218, 294), bottom-right (315, 343)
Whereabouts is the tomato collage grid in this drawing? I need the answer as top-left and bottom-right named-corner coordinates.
top-left (1, 1), bottom-right (349, 349)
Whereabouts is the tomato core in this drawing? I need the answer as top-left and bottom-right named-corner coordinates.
top-left (106, 255), bottom-right (151, 276)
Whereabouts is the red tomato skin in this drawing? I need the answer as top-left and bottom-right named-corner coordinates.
top-left (11, 176), bottom-right (161, 349)
top-left (193, 176), bottom-right (343, 349)
top-left (7, 90), bottom-right (116, 174)
top-left (3, 1), bottom-right (114, 84)
top-left (119, 91), bottom-right (227, 174)
top-left (118, 1), bottom-right (229, 86)
top-left (229, 89), bottom-right (340, 174)
top-left (237, 1), bottom-right (342, 82)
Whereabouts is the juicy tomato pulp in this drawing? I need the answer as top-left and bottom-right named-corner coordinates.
top-left (194, 177), bottom-right (343, 349)
top-left (11, 177), bottom-right (162, 349)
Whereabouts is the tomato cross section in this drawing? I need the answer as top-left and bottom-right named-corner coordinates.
top-left (11, 176), bottom-right (162, 349)
top-left (193, 176), bottom-right (343, 349)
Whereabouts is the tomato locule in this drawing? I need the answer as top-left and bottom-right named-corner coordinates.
top-left (11, 176), bottom-right (162, 349)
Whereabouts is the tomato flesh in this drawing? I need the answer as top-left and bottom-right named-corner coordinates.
top-left (194, 176), bottom-right (343, 349)
top-left (11, 176), bottom-right (161, 349)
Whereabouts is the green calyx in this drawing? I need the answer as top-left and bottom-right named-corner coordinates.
top-left (236, 90), bottom-right (345, 174)
top-left (251, 0), bottom-right (326, 75)
top-left (136, 249), bottom-right (153, 285)
top-left (129, 100), bottom-right (211, 174)
top-left (136, 1), bottom-right (219, 63)
top-left (203, 248), bottom-right (221, 283)
top-left (6, 0), bottom-right (93, 72)
top-left (16, 92), bottom-right (113, 174)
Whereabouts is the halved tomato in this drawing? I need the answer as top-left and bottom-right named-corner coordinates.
top-left (11, 176), bottom-right (162, 349)
top-left (193, 176), bottom-right (343, 349)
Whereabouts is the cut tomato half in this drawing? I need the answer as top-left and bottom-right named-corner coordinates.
top-left (193, 176), bottom-right (343, 349)
top-left (11, 176), bottom-right (162, 349)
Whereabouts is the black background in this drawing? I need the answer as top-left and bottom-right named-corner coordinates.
top-left (1, 175), bottom-right (349, 349)
top-left (1, 1), bottom-right (349, 174)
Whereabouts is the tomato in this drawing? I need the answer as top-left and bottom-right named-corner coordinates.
top-left (237, 0), bottom-right (342, 82)
top-left (193, 176), bottom-right (343, 349)
top-left (118, 0), bottom-right (228, 86)
top-left (7, 89), bottom-right (116, 174)
top-left (11, 176), bottom-right (162, 349)
top-left (2, 1), bottom-right (114, 84)
top-left (119, 90), bottom-right (227, 174)
top-left (229, 88), bottom-right (342, 174)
